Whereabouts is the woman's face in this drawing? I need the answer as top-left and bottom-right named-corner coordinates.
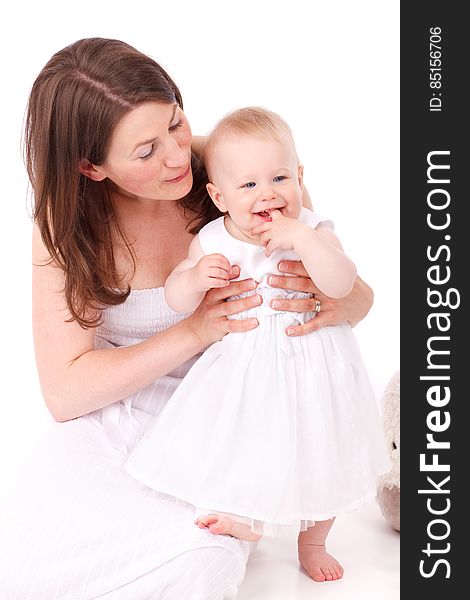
top-left (93, 101), bottom-right (193, 201)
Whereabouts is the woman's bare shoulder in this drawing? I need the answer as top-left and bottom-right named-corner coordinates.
top-left (32, 223), bottom-right (55, 265)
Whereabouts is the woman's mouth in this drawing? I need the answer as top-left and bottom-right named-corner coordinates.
top-left (165, 165), bottom-right (191, 184)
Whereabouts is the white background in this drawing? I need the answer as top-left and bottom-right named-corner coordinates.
top-left (0, 1), bottom-right (399, 497)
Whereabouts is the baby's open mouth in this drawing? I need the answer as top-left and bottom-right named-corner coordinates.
top-left (254, 207), bottom-right (284, 220)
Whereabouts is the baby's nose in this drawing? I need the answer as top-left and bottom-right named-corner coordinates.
top-left (259, 188), bottom-right (276, 201)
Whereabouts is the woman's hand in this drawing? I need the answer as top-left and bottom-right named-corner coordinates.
top-left (268, 260), bottom-right (374, 336)
top-left (187, 266), bottom-right (260, 348)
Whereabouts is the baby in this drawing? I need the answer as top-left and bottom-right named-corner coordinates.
top-left (125, 107), bottom-right (390, 582)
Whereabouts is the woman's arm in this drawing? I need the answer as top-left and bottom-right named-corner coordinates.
top-left (191, 135), bottom-right (207, 158)
top-left (33, 226), bottom-right (260, 422)
top-left (302, 186), bottom-right (313, 210)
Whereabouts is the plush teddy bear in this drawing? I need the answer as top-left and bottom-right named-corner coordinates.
top-left (376, 371), bottom-right (400, 531)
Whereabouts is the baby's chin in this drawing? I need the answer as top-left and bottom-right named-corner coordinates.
top-left (238, 227), bottom-right (265, 246)
top-left (224, 217), bottom-right (265, 245)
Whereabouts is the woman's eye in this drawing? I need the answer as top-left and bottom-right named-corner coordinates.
top-left (169, 119), bottom-right (184, 132)
top-left (244, 182), bottom-right (256, 189)
top-left (139, 145), bottom-right (155, 160)
top-left (273, 175), bottom-right (286, 183)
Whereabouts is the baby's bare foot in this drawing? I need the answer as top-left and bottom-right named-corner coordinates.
top-left (195, 514), bottom-right (261, 542)
top-left (298, 542), bottom-right (344, 582)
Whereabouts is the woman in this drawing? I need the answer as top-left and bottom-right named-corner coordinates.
top-left (0, 38), bottom-right (373, 599)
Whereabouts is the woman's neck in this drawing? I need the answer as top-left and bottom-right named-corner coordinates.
top-left (109, 189), bottom-right (194, 290)
top-left (111, 188), bottom-right (181, 219)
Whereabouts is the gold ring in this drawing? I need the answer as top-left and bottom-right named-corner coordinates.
top-left (314, 299), bottom-right (322, 314)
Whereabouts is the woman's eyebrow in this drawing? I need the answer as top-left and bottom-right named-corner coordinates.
top-left (130, 104), bottom-right (178, 154)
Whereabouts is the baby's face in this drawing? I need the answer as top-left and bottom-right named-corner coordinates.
top-left (207, 133), bottom-right (303, 236)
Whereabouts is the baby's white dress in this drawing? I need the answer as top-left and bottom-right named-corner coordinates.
top-left (125, 208), bottom-right (391, 536)
top-left (0, 290), bottom-right (249, 599)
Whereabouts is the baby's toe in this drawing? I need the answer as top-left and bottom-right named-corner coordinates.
top-left (311, 567), bottom-right (326, 582)
top-left (330, 566), bottom-right (340, 580)
top-left (334, 564), bottom-right (344, 578)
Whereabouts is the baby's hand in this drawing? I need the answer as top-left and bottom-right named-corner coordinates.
top-left (251, 210), bottom-right (308, 257)
top-left (193, 253), bottom-right (232, 291)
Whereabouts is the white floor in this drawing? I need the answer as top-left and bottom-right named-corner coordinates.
top-left (238, 501), bottom-right (399, 600)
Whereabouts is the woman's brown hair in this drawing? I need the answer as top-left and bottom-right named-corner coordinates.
top-left (26, 37), bottom-right (217, 328)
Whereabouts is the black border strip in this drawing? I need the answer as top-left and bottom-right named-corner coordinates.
top-left (401, 2), bottom-right (467, 594)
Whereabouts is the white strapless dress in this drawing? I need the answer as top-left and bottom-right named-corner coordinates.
top-left (0, 289), bottom-right (249, 599)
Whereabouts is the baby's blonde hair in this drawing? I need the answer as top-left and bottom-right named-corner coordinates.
top-left (205, 107), bottom-right (298, 179)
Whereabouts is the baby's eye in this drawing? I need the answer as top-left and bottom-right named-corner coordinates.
top-left (273, 175), bottom-right (286, 183)
top-left (244, 182), bottom-right (256, 189)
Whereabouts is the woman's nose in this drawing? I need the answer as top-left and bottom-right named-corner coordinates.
top-left (164, 139), bottom-right (188, 168)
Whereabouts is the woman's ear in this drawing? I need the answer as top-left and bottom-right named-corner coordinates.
top-left (206, 183), bottom-right (227, 212)
top-left (79, 159), bottom-right (107, 182)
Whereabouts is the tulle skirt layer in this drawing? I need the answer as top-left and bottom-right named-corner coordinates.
top-left (125, 316), bottom-right (390, 537)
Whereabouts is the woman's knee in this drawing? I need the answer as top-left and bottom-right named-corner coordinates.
top-left (166, 545), bottom-right (247, 600)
